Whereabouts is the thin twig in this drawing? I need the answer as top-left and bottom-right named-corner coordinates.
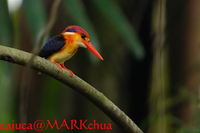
top-left (0, 45), bottom-right (143, 133)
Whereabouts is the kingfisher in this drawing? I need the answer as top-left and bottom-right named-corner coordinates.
top-left (39, 25), bottom-right (103, 76)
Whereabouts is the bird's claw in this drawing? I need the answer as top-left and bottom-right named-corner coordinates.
top-left (50, 61), bottom-right (75, 77)
top-left (61, 63), bottom-right (75, 77)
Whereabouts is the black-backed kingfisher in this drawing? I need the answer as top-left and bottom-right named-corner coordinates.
top-left (39, 25), bottom-right (103, 76)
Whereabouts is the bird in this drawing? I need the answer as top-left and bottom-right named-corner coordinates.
top-left (38, 25), bottom-right (103, 77)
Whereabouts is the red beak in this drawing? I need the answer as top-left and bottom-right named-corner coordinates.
top-left (83, 40), bottom-right (103, 60)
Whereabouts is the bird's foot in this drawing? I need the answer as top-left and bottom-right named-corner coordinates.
top-left (50, 61), bottom-right (75, 77)
top-left (61, 63), bottom-right (75, 77)
top-left (50, 61), bottom-right (64, 72)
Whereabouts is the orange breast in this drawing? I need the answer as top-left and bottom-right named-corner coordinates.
top-left (47, 34), bottom-right (79, 64)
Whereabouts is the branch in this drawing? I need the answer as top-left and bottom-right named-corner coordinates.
top-left (0, 45), bottom-right (143, 133)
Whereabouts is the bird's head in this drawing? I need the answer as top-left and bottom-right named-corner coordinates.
top-left (62, 25), bottom-right (103, 60)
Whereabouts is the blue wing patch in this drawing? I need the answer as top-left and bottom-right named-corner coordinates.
top-left (39, 34), bottom-right (66, 58)
top-left (67, 28), bottom-right (76, 32)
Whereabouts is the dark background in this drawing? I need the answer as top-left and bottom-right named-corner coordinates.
top-left (0, 0), bottom-right (200, 133)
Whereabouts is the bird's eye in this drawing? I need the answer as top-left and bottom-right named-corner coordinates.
top-left (81, 33), bottom-right (86, 40)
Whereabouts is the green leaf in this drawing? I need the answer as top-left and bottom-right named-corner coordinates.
top-left (64, 0), bottom-right (101, 62)
top-left (91, 0), bottom-right (145, 60)
top-left (22, 0), bottom-right (47, 44)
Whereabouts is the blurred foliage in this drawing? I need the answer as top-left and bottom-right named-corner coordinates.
top-left (0, 0), bottom-right (199, 133)
top-left (22, 0), bottom-right (47, 44)
top-left (0, 1), bottom-right (15, 133)
top-left (91, 0), bottom-right (145, 59)
top-left (0, 0), bottom-right (13, 46)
